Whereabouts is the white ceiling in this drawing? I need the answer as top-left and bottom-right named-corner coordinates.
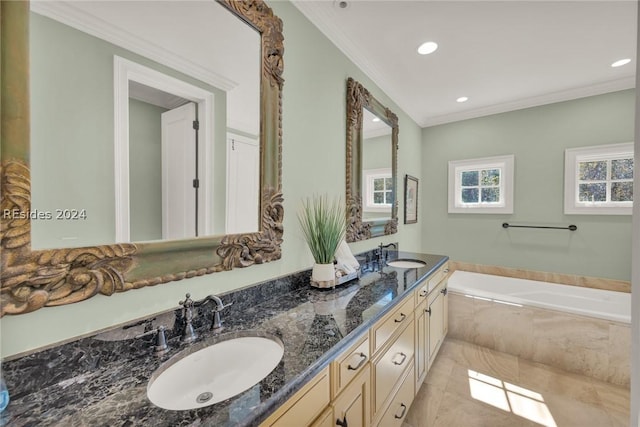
top-left (293, 0), bottom-right (637, 127)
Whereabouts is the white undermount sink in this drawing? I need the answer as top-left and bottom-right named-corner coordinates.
top-left (387, 259), bottom-right (427, 269)
top-left (147, 335), bottom-right (284, 411)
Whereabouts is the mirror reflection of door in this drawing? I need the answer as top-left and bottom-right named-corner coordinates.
top-left (161, 102), bottom-right (198, 240)
top-left (226, 134), bottom-right (259, 234)
top-left (128, 82), bottom-right (206, 242)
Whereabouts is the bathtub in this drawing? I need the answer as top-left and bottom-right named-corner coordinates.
top-left (448, 270), bottom-right (631, 324)
top-left (447, 270), bottom-right (631, 386)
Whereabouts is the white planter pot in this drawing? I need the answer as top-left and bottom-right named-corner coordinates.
top-left (311, 263), bottom-right (336, 288)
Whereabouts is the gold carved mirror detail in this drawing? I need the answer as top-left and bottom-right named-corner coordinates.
top-left (0, 0), bottom-right (284, 316)
top-left (345, 77), bottom-right (398, 242)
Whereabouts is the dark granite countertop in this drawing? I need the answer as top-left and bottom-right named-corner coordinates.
top-left (1, 251), bottom-right (447, 427)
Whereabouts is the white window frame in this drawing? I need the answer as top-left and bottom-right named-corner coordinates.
top-left (448, 155), bottom-right (514, 214)
top-left (363, 168), bottom-right (393, 213)
top-left (564, 142), bottom-right (633, 215)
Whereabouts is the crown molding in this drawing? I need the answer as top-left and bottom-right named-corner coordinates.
top-left (30, 1), bottom-right (238, 91)
top-left (422, 76), bottom-right (636, 127)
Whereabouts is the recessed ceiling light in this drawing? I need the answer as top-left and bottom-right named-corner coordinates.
top-left (456, 97), bottom-right (469, 103)
top-left (417, 41), bottom-right (438, 55)
top-left (334, 0), bottom-right (350, 9)
top-left (611, 58), bottom-right (631, 68)
top-left (372, 117), bottom-right (381, 122)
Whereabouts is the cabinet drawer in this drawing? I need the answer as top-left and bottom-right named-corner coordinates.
top-left (376, 365), bottom-right (415, 427)
top-left (373, 319), bottom-right (415, 415)
top-left (267, 367), bottom-right (330, 427)
top-left (414, 281), bottom-right (428, 306)
top-left (371, 297), bottom-right (414, 355)
top-left (427, 262), bottom-right (448, 293)
top-left (332, 334), bottom-right (370, 398)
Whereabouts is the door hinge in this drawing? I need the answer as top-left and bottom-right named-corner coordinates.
top-left (426, 307), bottom-right (432, 316)
top-left (192, 120), bottom-right (200, 130)
top-left (193, 179), bottom-right (200, 188)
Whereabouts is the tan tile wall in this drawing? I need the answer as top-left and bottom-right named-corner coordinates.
top-left (448, 292), bottom-right (630, 387)
top-left (449, 261), bottom-right (631, 293)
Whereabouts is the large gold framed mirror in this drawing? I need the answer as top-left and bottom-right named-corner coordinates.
top-left (345, 77), bottom-right (398, 242)
top-left (0, 0), bottom-right (284, 316)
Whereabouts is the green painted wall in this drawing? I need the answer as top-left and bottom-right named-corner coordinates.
top-left (421, 89), bottom-right (635, 281)
top-left (129, 98), bottom-right (165, 242)
top-left (2, 2), bottom-right (424, 358)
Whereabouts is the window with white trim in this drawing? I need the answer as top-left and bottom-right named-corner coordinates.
top-left (448, 155), bottom-right (514, 214)
top-left (363, 168), bottom-right (392, 212)
top-left (564, 143), bottom-right (633, 215)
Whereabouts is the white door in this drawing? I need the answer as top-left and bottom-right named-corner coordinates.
top-left (161, 102), bottom-right (197, 240)
top-left (226, 134), bottom-right (260, 234)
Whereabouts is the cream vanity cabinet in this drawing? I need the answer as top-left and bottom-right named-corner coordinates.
top-left (414, 262), bottom-right (449, 387)
top-left (261, 260), bottom-right (449, 427)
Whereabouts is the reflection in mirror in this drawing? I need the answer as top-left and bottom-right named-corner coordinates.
top-left (345, 77), bottom-right (398, 242)
top-left (361, 108), bottom-right (393, 222)
top-left (1, 0), bottom-right (284, 316)
top-left (29, 0), bottom-right (260, 249)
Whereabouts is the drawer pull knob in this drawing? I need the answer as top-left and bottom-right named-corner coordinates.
top-left (392, 352), bottom-right (407, 366)
top-left (336, 416), bottom-right (348, 427)
top-left (394, 313), bottom-right (406, 323)
top-left (394, 403), bottom-right (407, 419)
top-left (347, 353), bottom-right (368, 371)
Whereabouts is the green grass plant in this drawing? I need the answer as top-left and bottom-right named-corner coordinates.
top-left (298, 195), bottom-right (346, 264)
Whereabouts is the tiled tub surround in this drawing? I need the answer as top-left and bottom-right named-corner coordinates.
top-left (448, 271), bottom-right (631, 387)
top-left (1, 251), bottom-right (448, 427)
top-left (449, 261), bottom-right (631, 293)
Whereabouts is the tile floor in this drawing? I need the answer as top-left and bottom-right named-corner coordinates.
top-left (403, 338), bottom-right (630, 427)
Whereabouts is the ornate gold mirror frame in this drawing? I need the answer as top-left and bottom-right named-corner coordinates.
top-left (345, 77), bottom-right (398, 242)
top-left (0, 0), bottom-right (284, 316)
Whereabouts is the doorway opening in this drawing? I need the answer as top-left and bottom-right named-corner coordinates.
top-left (114, 56), bottom-right (214, 242)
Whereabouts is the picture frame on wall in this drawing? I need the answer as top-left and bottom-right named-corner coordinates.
top-left (404, 174), bottom-right (418, 224)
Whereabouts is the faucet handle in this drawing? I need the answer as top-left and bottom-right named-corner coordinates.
top-left (136, 325), bottom-right (169, 355)
top-left (179, 293), bottom-right (195, 310)
top-left (211, 301), bottom-right (233, 331)
top-left (215, 301), bottom-right (233, 311)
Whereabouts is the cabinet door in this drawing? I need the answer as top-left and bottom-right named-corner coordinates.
top-left (443, 282), bottom-right (449, 336)
top-left (414, 302), bottom-right (428, 388)
top-left (428, 292), bottom-right (444, 361)
top-left (265, 367), bottom-right (330, 427)
top-left (312, 407), bottom-right (334, 427)
top-left (333, 366), bottom-right (371, 427)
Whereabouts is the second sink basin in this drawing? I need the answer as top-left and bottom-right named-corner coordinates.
top-left (147, 334), bottom-right (284, 411)
top-left (387, 259), bottom-right (427, 269)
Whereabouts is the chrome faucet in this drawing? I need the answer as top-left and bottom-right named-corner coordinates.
top-left (378, 242), bottom-right (397, 266)
top-left (194, 294), bottom-right (233, 331)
